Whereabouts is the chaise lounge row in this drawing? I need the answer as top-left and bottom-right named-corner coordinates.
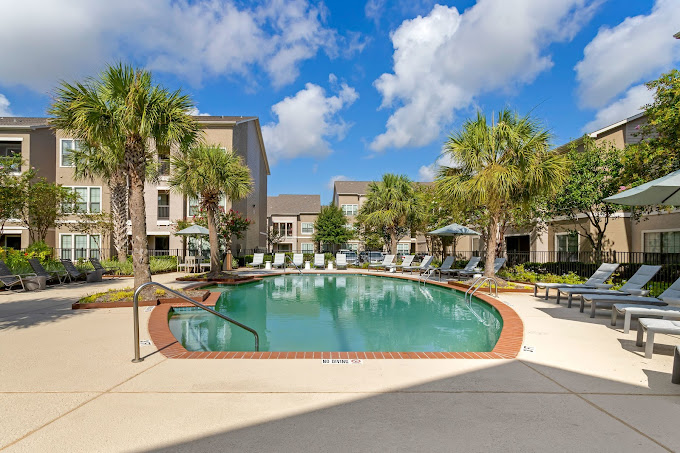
top-left (0, 257), bottom-right (115, 292)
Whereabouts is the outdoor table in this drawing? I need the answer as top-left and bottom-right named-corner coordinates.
top-left (86, 270), bottom-right (103, 283)
top-left (24, 275), bottom-right (47, 291)
top-left (265, 261), bottom-right (272, 270)
top-left (304, 261), bottom-right (311, 270)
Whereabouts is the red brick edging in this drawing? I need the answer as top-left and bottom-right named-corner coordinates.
top-left (147, 272), bottom-right (523, 360)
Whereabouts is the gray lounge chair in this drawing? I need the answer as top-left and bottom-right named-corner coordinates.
top-left (60, 259), bottom-right (95, 282)
top-left (28, 258), bottom-right (68, 285)
top-left (613, 302), bottom-right (680, 334)
top-left (336, 253), bottom-right (347, 270)
top-left (0, 259), bottom-right (39, 292)
top-left (458, 257), bottom-right (506, 278)
top-left (580, 276), bottom-right (680, 318)
top-left (387, 255), bottom-right (414, 272)
top-left (533, 263), bottom-right (619, 300)
top-left (369, 254), bottom-right (395, 271)
top-left (557, 264), bottom-right (661, 307)
top-left (432, 256), bottom-right (455, 280)
top-left (402, 255), bottom-right (433, 274)
top-left (90, 257), bottom-right (117, 277)
top-left (636, 318), bottom-right (680, 358)
top-left (313, 254), bottom-right (325, 269)
top-left (441, 256), bottom-right (480, 278)
top-left (247, 253), bottom-right (265, 269)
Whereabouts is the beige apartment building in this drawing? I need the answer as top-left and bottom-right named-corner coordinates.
top-left (0, 116), bottom-right (269, 258)
top-left (266, 194), bottom-right (320, 253)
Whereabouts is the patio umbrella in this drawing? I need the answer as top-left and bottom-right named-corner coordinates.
top-left (427, 223), bottom-right (480, 257)
top-left (604, 168), bottom-right (680, 206)
top-left (175, 225), bottom-right (209, 258)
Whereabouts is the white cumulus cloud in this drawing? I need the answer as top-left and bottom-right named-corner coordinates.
top-left (417, 152), bottom-right (456, 182)
top-left (0, 0), bottom-right (360, 91)
top-left (262, 81), bottom-right (358, 163)
top-left (0, 94), bottom-right (13, 116)
top-left (327, 175), bottom-right (349, 189)
top-left (370, 1), bottom-right (600, 152)
top-left (575, 0), bottom-right (680, 109)
top-left (582, 84), bottom-right (653, 133)
top-left (187, 107), bottom-right (211, 117)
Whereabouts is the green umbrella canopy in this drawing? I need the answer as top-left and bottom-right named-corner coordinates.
top-left (604, 169), bottom-right (680, 206)
top-left (175, 225), bottom-right (210, 235)
top-left (428, 223), bottom-right (480, 236)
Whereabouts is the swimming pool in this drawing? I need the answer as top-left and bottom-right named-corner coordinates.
top-left (168, 274), bottom-right (502, 353)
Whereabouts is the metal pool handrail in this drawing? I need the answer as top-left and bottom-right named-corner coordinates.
top-left (286, 255), bottom-right (303, 274)
top-left (131, 281), bottom-right (259, 363)
top-left (465, 276), bottom-right (499, 303)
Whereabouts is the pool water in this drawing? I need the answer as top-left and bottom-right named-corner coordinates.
top-left (169, 274), bottom-right (502, 353)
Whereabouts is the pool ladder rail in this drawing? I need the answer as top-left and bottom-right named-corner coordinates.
top-left (419, 266), bottom-right (437, 285)
top-left (465, 276), bottom-right (499, 303)
top-left (285, 256), bottom-right (303, 274)
top-left (131, 281), bottom-right (260, 363)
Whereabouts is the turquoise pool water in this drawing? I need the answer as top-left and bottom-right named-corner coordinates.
top-left (168, 274), bottom-right (502, 352)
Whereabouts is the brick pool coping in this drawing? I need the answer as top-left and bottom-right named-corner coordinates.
top-left (147, 271), bottom-right (524, 359)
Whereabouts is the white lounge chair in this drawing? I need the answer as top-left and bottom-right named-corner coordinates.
top-left (336, 253), bottom-right (347, 270)
top-left (272, 253), bottom-right (285, 269)
top-left (247, 253), bottom-right (265, 269)
top-left (557, 265), bottom-right (661, 307)
top-left (313, 254), bottom-right (325, 269)
top-left (443, 256), bottom-right (481, 278)
top-left (369, 254), bottom-right (395, 271)
top-left (387, 255), bottom-right (414, 272)
top-left (636, 318), bottom-right (680, 358)
top-left (533, 263), bottom-right (619, 300)
top-left (581, 276), bottom-right (680, 318)
top-left (291, 253), bottom-right (304, 269)
top-left (402, 255), bottom-right (433, 274)
top-left (432, 256), bottom-right (455, 280)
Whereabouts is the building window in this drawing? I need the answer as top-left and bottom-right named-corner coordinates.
top-left (397, 243), bottom-right (410, 255)
top-left (556, 232), bottom-right (578, 261)
top-left (341, 204), bottom-right (358, 216)
top-left (345, 223), bottom-right (355, 231)
top-left (158, 191), bottom-right (170, 219)
top-left (63, 187), bottom-right (101, 214)
top-left (301, 243), bottom-right (314, 253)
top-left (60, 234), bottom-right (100, 260)
top-left (157, 145), bottom-right (170, 176)
top-left (301, 222), bottom-right (314, 235)
top-left (644, 231), bottom-right (680, 254)
top-left (0, 141), bottom-right (21, 172)
top-left (60, 139), bottom-right (83, 167)
top-left (188, 198), bottom-right (200, 217)
top-left (273, 222), bottom-right (293, 237)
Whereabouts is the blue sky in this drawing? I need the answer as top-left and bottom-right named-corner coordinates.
top-left (1, 0), bottom-right (679, 203)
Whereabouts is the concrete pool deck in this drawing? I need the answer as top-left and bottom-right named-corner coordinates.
top-left (1, 271), bottom-right (679, 452)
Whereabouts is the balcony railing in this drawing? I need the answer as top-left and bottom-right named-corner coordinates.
top-left (157, 205), bottom-right (170, 219)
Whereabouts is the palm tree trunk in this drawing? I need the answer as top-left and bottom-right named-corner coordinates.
top-left (484, 215), bottom-right (498, 278)
top-left (206, 206), bottom-right (220, 277)
top-left (110, 172), bottom-right (128, 262)
top-left (390, 229), bottom-right (398, 255)
top-left (126, 138), bottom-right (151, 289)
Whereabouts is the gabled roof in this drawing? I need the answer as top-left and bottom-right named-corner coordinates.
top-left (554, 112), bottom-right (647, 153)
top-left (333, 181), bottom-right (373, 195)
top-left (193, 115), bottom-right (258, 124)
top-left (268, 194), bottom-right (321, 216)
top-left (0, 117), bottom-right (50, 129)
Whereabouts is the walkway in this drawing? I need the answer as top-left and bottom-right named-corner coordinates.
top-left (1, 272), bottom-right (679, 452)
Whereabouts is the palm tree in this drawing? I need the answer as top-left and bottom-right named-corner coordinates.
top-left (358, 174), bottom-right (422, 254)
top-left (169, 144), bottom-right (252, 276)
top-left (68, 140), bottom-right (128, 262)
top-left (49, 63), bottom-right (200, 289)
top-left (436, 109), bottom-right (568, 278)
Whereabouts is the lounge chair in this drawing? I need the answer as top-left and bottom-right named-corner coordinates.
top-left (90, 257), bottom-right (117, 277)
top-left (533, 263), bottom-right (619, 300)
top-left (443, 256), bottom-right (481, 278)
top-left (247, 253), bottom-right (265, 269)
top-left (580, 276), bottom-right (680, 318)
top-left (0, 259), bottom-right (39, 292)
top-left (636, 318), bottom-right (680, 358)
top-left (313, 254), bottom-right (325, 269)
top-left (28, 258), bottom-right (68, 285)
top-left (387, 255), bottom-right (414, 272)
top-left (458, 257), bottom-right (506, 279)
top-left (402, 255), bottom-right (433, 274)
top-left (613, 303), bottom-right (680, 334)
top-left (291, 253), bottom-right (304, 269)
top-left (557, 264), bottom-right (661, 307)
top-left (60, 259), bottom-right (96, 282)
top-left (177, 256), bottom-right (198, 273)
top-left (272, 253), bottom-right (285, 269)
top-left (369, 254), bottom-right (395, 271)
top-left (336, 253), bottom-right (347, 270)
top-left (432, 256), bottom-right (455, 280)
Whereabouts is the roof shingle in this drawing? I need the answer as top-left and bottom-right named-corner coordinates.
top-left (268, 194), bottom-right (321, 216)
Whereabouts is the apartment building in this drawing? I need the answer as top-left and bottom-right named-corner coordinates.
top-left (0, 116), bottom-right (269, 257)
top-left (266, 194), bottom-right (320, 253)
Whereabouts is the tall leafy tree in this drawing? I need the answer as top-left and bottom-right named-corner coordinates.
top-left (19, 179), bottom-right (77, 243)
top-left (170, 144), bottom-right (252, 276)
top-left (545, 137), bottom-right (624, 255)
top-left (313, 204), bottom-right (354, 251)
top-left (358, 174), bottom-right (422, 254)
top-left (49, 63), bottom-right (200, 289)
top-left (0, 156), bottom-right (32, 234)
top-left (437, 109), bottom-right (568, 277)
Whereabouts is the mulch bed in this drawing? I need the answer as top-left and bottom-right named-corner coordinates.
top-left (72, 289), bottom-right (210, 310)
top-left (447, 280), bottom-right (535, 293)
